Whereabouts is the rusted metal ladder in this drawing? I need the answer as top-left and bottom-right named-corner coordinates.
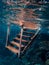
top-left (6, 22), bottom-right (40, 57)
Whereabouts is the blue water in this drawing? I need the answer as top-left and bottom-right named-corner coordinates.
top-left (0, 1), bottom-right (49, 65)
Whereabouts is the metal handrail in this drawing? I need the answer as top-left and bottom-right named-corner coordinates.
top-left (18, 26), bottom-right (23, 57)
top-left (5, 22), bottom-right (10, 47)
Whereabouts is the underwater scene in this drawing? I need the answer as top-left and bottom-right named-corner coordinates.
top-left (0, 0), bottom-right (49, 65)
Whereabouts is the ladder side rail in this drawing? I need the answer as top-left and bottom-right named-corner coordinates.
top-left (18, 26), bottom-right (23, 57)
top-left (22, 27), bottom-right (41, 53)
top-left (5, 22), bottom-right (10, 47)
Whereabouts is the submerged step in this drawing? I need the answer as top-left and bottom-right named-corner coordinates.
top-left (23, 22), bottom-right (39, 30)
top-left (6, 45), bottom-right (19, 54)
top-left (23, 31), bottom-right (33, 34)
top-left (11, 41), bottom-right (24, 48)
top-left (14, 37), bottom-right (28, 43)
top-left (17, 34), bottom-right (31, 38)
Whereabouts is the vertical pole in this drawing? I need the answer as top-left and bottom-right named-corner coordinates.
top-left (5, 22), bottom-right (10, 47)
top-left (18, 26), bottom-right (23, 57)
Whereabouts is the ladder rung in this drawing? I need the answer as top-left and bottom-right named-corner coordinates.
top-left (18, 34), bottom-right (31, 38)
top-left (6, 46), bottom-right (19, 54)
top-left (14, 37), bottom-right (28, 43)
top-left (11, 41), bottom-right (24, 48)
top-left (23, 31), bottom-right (33, 34)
